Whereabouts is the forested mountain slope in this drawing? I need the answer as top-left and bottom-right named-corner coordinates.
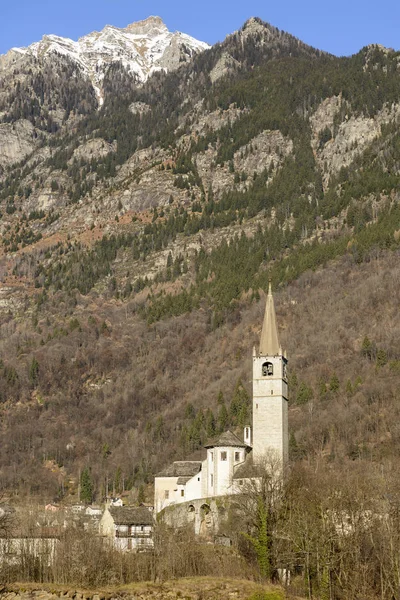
top-left (0, 16), bottom-right (399, 501)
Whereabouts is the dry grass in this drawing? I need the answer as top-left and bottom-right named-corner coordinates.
top-left (3, 578), bottom-right (286, 600)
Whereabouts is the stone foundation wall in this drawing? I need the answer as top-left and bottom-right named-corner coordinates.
top-left (159, 497), bottom-right (230, 538)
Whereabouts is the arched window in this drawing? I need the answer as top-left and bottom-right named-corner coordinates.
top-left (262, 361), bottom-right (274, 377)
top-left (200, 503), bottom-right (211, 516)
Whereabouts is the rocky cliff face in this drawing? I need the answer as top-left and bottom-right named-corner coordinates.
top-left (0, 120), bottom-right (38, 169)
top-left (310, 95), bottom-right (400, 188)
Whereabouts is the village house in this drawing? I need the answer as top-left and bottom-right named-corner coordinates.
top-left (99, 506), bottom-right (153, 551)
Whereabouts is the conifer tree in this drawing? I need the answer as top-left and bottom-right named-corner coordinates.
top-left (80, 467), bottom-right (93, 504)
top-left (29, 357), bottom-right (39, 387)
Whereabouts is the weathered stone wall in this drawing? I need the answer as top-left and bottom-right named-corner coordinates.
top-left (159, 497), bottom-right (230, 538)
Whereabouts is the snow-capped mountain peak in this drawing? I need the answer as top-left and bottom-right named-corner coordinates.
top-left (7, 17), bottom-right (210, 105)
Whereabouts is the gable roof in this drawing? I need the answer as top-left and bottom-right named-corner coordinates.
top-left (156, 461), bottom-right (202, 478)
top-left (204, 430), bottom-right (247, 449)
top-left (108, 506), bottom-right (153, 526)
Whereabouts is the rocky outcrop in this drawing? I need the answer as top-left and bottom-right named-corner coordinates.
top-left (195, 149), bottom-right (235, 197)
top-left (0, 120), bottom-right (38, 168)
top-left (72, 139), bottom-right (117, 162)
top-left (196, 129), bottom-right (293, 198)
top-left (129, 102), bottom-right (151, 116)
top-left (311, 96), bottom-right (400, 187)
top-left (233, 129), bottom-right (293, 175)
top-left (191, 105), bottom-right (247, 135)
top-left (209, 53), bottom-right (240, 84)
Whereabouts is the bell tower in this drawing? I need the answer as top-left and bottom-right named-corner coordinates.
top-left (252, 282), bottom-right (288, 464)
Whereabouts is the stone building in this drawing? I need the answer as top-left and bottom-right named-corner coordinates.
top-left (154, 283), bottom-right (288, 514)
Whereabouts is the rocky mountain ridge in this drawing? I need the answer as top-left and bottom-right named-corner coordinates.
top-left (2, 16), bottom-right (209, 104)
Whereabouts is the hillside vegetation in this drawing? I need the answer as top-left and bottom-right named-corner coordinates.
top-left (0, 16), bottom-right (398, 506)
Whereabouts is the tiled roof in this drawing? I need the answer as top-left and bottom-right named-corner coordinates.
top-left (108, 506), bottom-right (153, 526)
top-left (156, 461), bottom-right (202, 478)
top-left (232, 458), bottom-right (264, 480)
top-left (204, 430), bottom-right (247, 449)
top-left (177, 476), bottom-right (193, 485)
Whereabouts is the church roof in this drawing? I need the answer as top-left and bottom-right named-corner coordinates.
top-left (259, 281), bottom-right (280, 356)
top-left (232, 459), bottom-right (264, 480)
top-left (204, 430), bottom-right (247, 449)
top-left (156, 461), bottom-right (202, 478)
top-left (108, 506), bottom-right (153, 526)
top-left (177, 476), bottom-right (193, 485)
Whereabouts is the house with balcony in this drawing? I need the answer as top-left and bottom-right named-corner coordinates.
top-left (99, 506), bottom-right (153, 551)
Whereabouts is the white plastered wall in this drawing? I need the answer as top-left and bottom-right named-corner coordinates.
top-left (208, 446), bottom-right (246, 496)
top-left (154, 476), bottom-right (179, 513)
top-left (184, 471), bottom-right (203, 502)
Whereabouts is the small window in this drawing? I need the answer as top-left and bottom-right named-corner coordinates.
top-left (210, 474), bottom-right (213, 487)
top-left (141, 525), bottom-right (144, 531)
top-left (164, 490), bottom-right (169, 499)
top-left (198, 477), bottom-right (200, 481)
top-left (271, 390), bottom-right (273, 395)
top-left (210, 452), bottom-right (214, 462)
top-left (221, 451), bottom-right (227, 461)
top-left (181, 490), bottom-right (184, 497)
top-left (235, 451), bottom-right (241, 462)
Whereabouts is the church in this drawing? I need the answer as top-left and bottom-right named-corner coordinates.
top-left (154, 283), bottom-right (288, 514)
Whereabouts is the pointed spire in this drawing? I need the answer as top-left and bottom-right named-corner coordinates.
top-left (259, 281), bottom-right (280, 356)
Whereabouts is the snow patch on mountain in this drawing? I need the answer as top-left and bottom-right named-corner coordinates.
top-left (8, 16), bottom-right (209, 105)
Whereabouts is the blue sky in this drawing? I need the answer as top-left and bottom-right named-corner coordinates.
top-left (1, 0), bottom-right (399, 57)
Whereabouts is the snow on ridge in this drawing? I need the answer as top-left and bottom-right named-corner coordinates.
top-left (9, 47), bottom-right (28, 55)
top-left (6, 17), bottom-right (210, 104)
